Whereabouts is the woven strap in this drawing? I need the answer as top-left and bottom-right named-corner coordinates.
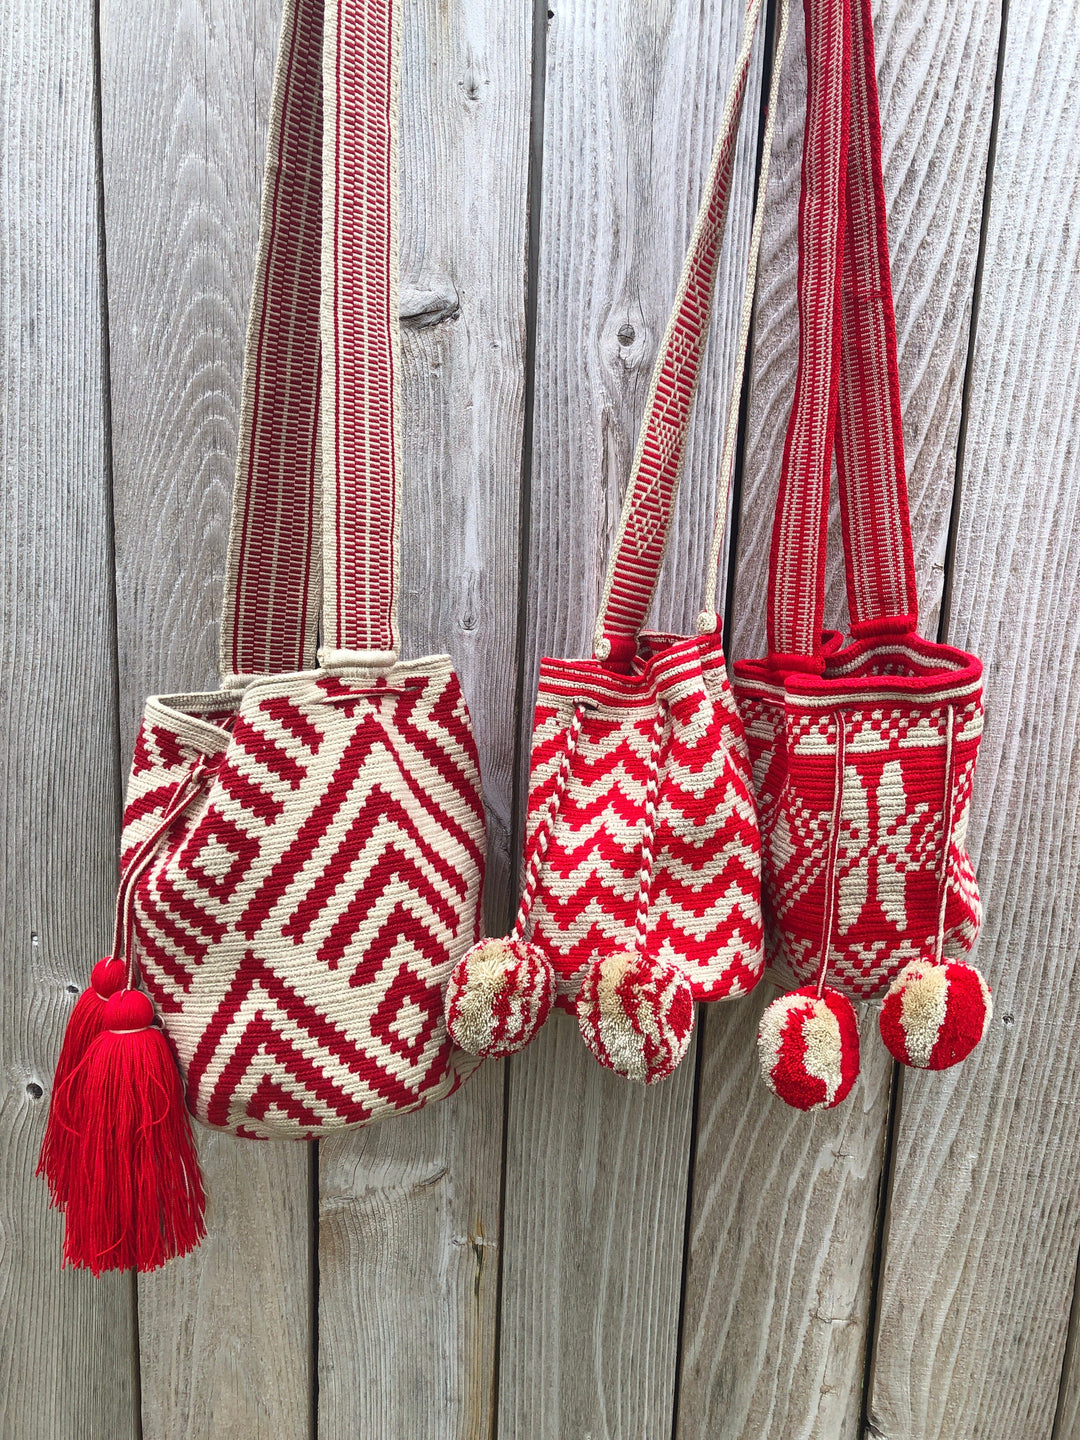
top-left (835, 0), bottom-right (917, 640)
top-left (219, 0), bottom-right (401, 682)
top-left (593, 0), bottom-right (771, 670)
top-left (766, 0), bottom-right (918, 669)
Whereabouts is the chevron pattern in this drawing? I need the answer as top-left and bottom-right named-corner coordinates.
top-left (735, 640), bottom-right (983, 1000)
top-left (525, 633), bottom-right (763, 1008)
top-left (121, 661), bottom-right (485, 1138)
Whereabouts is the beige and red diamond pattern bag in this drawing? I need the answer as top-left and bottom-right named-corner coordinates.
top-left (38, 0), bottom-right (485, 1274)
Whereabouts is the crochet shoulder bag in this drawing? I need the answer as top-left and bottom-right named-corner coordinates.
top-left (444, 0), bottom-right (789, 1085)
top-left (733, 0), bottom-right (990, 1111)
top-left (38, 0), bottom-right (486, 1272)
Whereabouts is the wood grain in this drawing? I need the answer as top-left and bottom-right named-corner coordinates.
top-left (498, 0), bottom-right (764, 1434)
top-left (0, 1), bottom-right (138, 1437)
top-left (1055, 1262), bottom-right (1080, 1440)
top-left (500, 1011), bottom-right (698, 1438)
top-left (866, 2), bottom-right (1080, 1435)
top-left (315, 0), bottom-right (532, 1434)
top-left (678, 989), bottom-right (890, 1440)
top-left (677, 2), bottom-right (1003, 1436)
top-left (319, 1077), bottom-right (504, 1440)
top-left (96, 2), bottom-right (314, 1436)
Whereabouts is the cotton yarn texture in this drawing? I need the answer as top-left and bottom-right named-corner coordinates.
top-left (444, 0), bottom-right (791, 1083)
top-left (119, 0), bottom-right (485, 1139)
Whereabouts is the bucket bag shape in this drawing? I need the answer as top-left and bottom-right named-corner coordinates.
top-left (38, 0), bottom-right (485, 1273)
top-left (733, 0), bottom-right (991, 1112)
top-left (445, 0), bottom-right (790, 1085)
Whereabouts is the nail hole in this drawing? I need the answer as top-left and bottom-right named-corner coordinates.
top-left (66, 984), bottom-right (80, 995)
top-left (547, 8), bottom-right (554, 17)
top-left (617, 323), bottom-right (636, 346)
top-left (26, 1082), bottom-right (43, 1100)
top-left (1002, 1013), bottom-right (1015, 1027)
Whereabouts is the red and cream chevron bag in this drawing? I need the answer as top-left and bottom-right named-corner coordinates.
top-left (444, 0), bottom-right (789, 1085)
top-left (38, 0), bottom-right (485, 1273)
top-left (733, 0), bottom-right (990, 1112)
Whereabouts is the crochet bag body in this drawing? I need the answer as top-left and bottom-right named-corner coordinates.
top-left (125, 0), bottom-right (484, 1137)
top-left (38, 0), bottom-right (483, 1273)
top-left (734, 0), bottom-right (990, 1112)
top-left (445, 0), bottom-right (789, 1085)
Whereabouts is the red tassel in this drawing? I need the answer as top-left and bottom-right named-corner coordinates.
top-left (37, 957), bottom-right (126, 1206)
top-left (56, 989), bottom-right (206, 1275)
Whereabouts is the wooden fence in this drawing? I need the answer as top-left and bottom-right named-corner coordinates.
top-left (2, 0), bottom-right (1079, 1435)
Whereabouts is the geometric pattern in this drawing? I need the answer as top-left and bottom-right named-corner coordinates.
top-left (735, 636), bottom-right (983, 1000)
top-left (525, 631), bottom-right (763, 1008)
top-left (507, 6), bottom-right (772, 1033)
top-left (733, 0), bottom-right (987, 1006)
top-left (121, 662), bottom-right (485, 1138)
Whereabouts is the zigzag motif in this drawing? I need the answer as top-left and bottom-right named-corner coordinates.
top-left (525, 634), bottom-right (763, 1004)
top-left (120, 662), bottom-right (484, 1136)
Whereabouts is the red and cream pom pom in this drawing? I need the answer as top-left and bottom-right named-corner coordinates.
top-left (879, 958), bottom-right (992, 1070)
top-left (576, 951), bottom-right (694, 1085)
top-left (757, 985), bottom-right (860, 1111)
top-left (444, 937), bottom-right (555, 1059)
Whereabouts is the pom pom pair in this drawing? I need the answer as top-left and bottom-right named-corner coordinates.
top-left (37, 962), bottom-right (205, 1274)
top-left (756, 959), bottom-right (992, 1111)
top-left (445, 937), bottom-right (694, 1084)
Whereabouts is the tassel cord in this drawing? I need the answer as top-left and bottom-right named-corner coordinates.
top-left (511, 704), bottom-right (588, 940)
top-left (632, 705), bottom-right (670, 958)
top-left (932, 706), bottom-right (957, 965)
top-left (112, 756), bottom-right (211, 984)
top-left (816, 715), bottom-right (847, 998)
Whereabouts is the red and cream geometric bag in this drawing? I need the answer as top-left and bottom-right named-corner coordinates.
top-left (444, 0), bottom-right (787, 1086)
top-left (733, 0), bottom-right (991, 1112)
top-left (38, 0), bottom-right (485, 1273)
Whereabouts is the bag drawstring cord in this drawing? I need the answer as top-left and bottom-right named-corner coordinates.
top-left (816, 716), bottom-right (848, 998)
top-left (932, 705), bottom-right (957, 966)
top-left (816, 702), bottom-right (958, 997)
top-left (112, 756), bottom-right (211, 986)
top-left (632, 705), bottom-right (669, 961)
top-left (510, 704), bottom-right (587, 942)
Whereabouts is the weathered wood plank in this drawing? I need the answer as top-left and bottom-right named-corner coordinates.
top-left (498, 1), bottom-right (764, 1434)
top-left (677, 2), bottom-right (1002, 1435)
top-left (678, 992), bottom-right (891, 1440)
top-left (866, 2), bottom-right (1080, 1436)
top-left (97, 2), bottom-right (314, 1436)
top-left (0, 1), bottom-right (138, 1437)
top-left (501, 1012), bottom-right (698, 1438)
top-left (1055, 1266), bottom-right (1080, 1440)
top-left (315, 0), bottom-right (532, 1433)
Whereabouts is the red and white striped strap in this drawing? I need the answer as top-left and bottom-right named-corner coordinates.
top-left (219, 0), bottom-right (401, 683)
top-left (835, 0), bottom-right (917, 640)
top-left (767, 0), bottom-right (918, 669)
top-left (594, 0), bottom-right (769, 671)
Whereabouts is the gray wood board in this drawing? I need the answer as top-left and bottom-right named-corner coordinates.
top-left (0, 0), bottom-right (138, 1436)
top-left (97, 1), bottom-right (314, 1435)
top-left (316, 0), bottom-right (532, 1433)
top-left (866, 1), bottom-right (1080, 1436)
top-left (498, 0), bottom-right (765, 1434)
top-left (677, 1), bottom-right (1003, 1436)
